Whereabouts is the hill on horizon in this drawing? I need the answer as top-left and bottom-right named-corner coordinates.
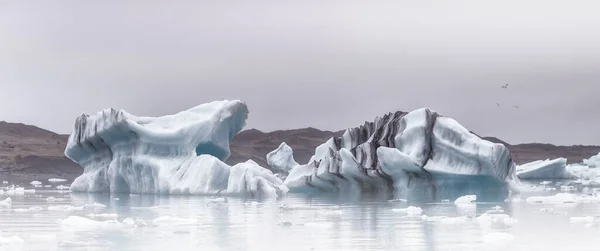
top-left (0, 120), bottom-right (598, 180)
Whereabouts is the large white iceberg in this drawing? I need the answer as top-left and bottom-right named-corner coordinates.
top-left (277, 108), bottom-right (518, 201)
top-left (64, 100), bottom-right (287, 197)
top-left (516, 158), bottom-right (573, 179)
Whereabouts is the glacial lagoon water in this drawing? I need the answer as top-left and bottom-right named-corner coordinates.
top-left (1, 182), bottom-right (600, 251)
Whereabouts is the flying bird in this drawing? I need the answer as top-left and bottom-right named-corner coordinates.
top-left (501, 84), bottom-right (509, 89)
top-left (496, 103), bottom-right (500, 107)
top-left (513, 105), bottom-right (519, 108)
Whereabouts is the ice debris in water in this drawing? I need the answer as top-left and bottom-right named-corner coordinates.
top-left (86, 213), bottom-right (118, 219)
top-left (55, 185), bottom-right (70, 190)
top-left (392, 206), bottom-right (423, 216)
top-left (526, 193), bottom-right (578, 204)
top-left (278, 204), bottom-right (340, 211)
top-left (441, 199), bottom-right (451, 203)
top-left (60, 216), bottom-right (121, 231)
top-left (84, 202), bottom-right (107, 208)
top-left (48, 205), bottom-right (84, 212)
top-left (454, 195), bottom-right (477, 205)
top-left (486, 206), bottom-right (504, 213)
top-left (0, 197), bottom-right (11, 207)
top-left (477, 213), bottom-right (518, 228)
top-left (278, 221), bottom-right (293, 227)
top-left (45, 196), bottom-right (66, 202)
top-left (540, 181), bottom-right (552, 185)
top-left (30, 181), bottom-right (42, 186)
top-left (206, 198), bottom-right (226, 205)
top-left (388, 198), bottom-right (408, 203)
top-left (560, 186), bottom-right (577, 192)
top-left (48, 178), bottom-right (67, 183)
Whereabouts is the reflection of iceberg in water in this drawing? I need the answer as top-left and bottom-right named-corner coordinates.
top-left (268, 108), bottom-right (518, 202)
top-left (65, 100), bottom-right (286, 198)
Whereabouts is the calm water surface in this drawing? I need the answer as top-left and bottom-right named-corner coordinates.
top-left (1, 182), bottom-right (599, 251)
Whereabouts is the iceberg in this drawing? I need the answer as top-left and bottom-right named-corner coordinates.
top-left (64, 100), bottom-right (286, 198)
top-left (266, 142), bottom-right (300, 173)
top-left (280, 108), bottom-right (517, 201)
top-left (583, 152), bottom-right (600, 168)
top-left (516, 158), bottom-right (573, 180)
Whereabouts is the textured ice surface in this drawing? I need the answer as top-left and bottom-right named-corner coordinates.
top-left (267, 142), bottom-right (300, 173)
top-left (583, 152), bottom-right (600, 168)
top-left (516, 158), bottom-right (573, 179)
top-left (65, 100), bottom-right (286, 198)
top-left (282, 108), bottom-right (517, 201)
top-left (455, 195), bottom-right (477, 205)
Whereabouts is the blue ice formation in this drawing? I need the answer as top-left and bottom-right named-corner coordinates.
top-left (65, 100), bottom-right (287, 197)
top-left (268, 108), bottom-right (518, 201)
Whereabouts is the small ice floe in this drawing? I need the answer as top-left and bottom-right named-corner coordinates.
top-left (30, 181), bottom-right (42, 186)
top-left (45, 196), bottom-right (67, 202)
top-left (48, 178), bottom-right (67, 183)
top-left (392, 206), bottom-right (423, 216)
top-left (560, 186), bottom-right (577, 192)
top-left (2, 181), bottom-right (7, 184)
top-left (60, 216), bottom-right (121, 231)
top-left (441, 199), bottom-right (451, 203)
top-left (278, 204), bottom-right (340, 211)
top-left (152, 216), bottom-right (197, 226)
top-left (454, 195), bottom-right (477, 205)
top-left (486, 206), bottom-right (505, 213)
top-left (0, 197), bottom-right (12, 207)
top-left (84, 203), bottom-right (107, 209)
top-left (541, 208), bottom-right (556, 214)
top-left (13, 208), bottom-right (31, 213)
top-left (477, 213), bottom-right (518, 228)
top-left (569, 216), bottom-right (595, 224)
top-left (43, 185), bottom-right (51, 188)
top-left (540, 181), bottom-right (552, 185)
top-left (244, 201), bottom-right (260, 206)
top-left (122, 218), bottom-right (147, 227)
top-left (388, 198), bottom-right (408, 203)
top-left (526, 193), bottom-right (578, 204)
top-left (86, 213), bottom-right (118, 219)
top-left (28, 206), bottom-right (43, 211)
top-left (483, 232), bottom-right (515, 243)
top-left (55, 185), bottom-right (70, 190)
top-left (48, 205), bottom-right (84, 212)
top-left (421, 215), bottom-right (470, 225)
top-left (277, 221), bottom-right (293, 227)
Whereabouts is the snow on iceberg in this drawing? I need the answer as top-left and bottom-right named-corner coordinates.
top-left (267, 142), bottom-right (300, 173)
top-left (64, 100), bottom-right (286, 198)
top-left (516, 158), bottom-right (573, 180)
top-left (281, 108), bottom-right (517, 201)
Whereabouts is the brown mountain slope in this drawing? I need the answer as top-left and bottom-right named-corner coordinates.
top-left (0, 121), bottom-right (81, 180)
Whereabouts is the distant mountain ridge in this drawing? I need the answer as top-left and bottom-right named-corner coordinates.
top-left (0, 120), bottom-right (598, 179)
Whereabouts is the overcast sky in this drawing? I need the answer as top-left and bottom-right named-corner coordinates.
top-left (1, 0), bottom-right (599, 145)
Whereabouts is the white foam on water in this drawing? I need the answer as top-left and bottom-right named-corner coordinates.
top-left (392, 206), bottom-right (423, 216)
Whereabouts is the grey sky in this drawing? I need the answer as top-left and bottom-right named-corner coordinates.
top-left (1, 0), bottom-right (599, 145)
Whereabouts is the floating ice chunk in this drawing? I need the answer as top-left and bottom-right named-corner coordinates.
top-left (278, 221), bottom-right (293, 227)
top-left (516, 158), bottom-right (572, 179)
top-left (477, 213), bottom-right (518, 228)
top-left (392, 206), bottom-right (423, 216)
top-left (583, 152), bottom-right (600, 168)
top-left (152, 216), bottom-right (197, 226)
top-left (455, 195), bottom-right (477, 205)
top-left (86, 213), bottom-right (118, 219)
top-left (278, 204), bottom-right (340, 211)
top-left (46, 197), bottom-right (57, 202)
top-left (30, 181), bottom-right (42, 186)
top-left (13, 208), bottom-right (30, 213)
top-left (560, 186), bottom-right (576, 192)
top-left (55, 185), bottom-right (70, 190)
top-left (28, 206), bottom-right (43, 211)
top-left (441, 199), bottom-right (450, 203)
top-left (486, 206), bottom-right (505, 213)
top-left (540, 181), bottom-right (552, 185)
top-left (48, 205), bottom-right (84, 212)
top-left (61, 216), bottom-right (120, 231)
top-left (84, 202), bottom-right (107, 208)
top-left (483, 232), bottom-right (515, 243)
top-left (48, 178), bottom-right (67, 183)
top-left (122, 218), bottom-right (146, 227)
top-left (267, 142), bottom-right (300, 173)
top-left (44, 185), bottom-right (51, 188)
top-left (439, 216), bottom-right (470, 225)
top-left (388, 198), bottom-right (408, 203)
top-left (526, 193), bottom-right (578, 204)
top-left (570, 216), bottom-right (595, 223)
top-left (206, 198), bottom-right (226, 204)
top-left (0, 197), bottom-right (11, 207)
